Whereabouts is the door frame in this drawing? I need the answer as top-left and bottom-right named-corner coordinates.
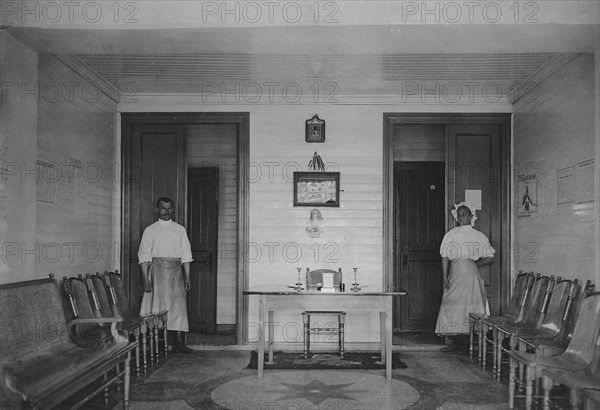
top-left (383, 113), bottom-right (511, 313)
top-left (121, 112), bottom-right (249, 344)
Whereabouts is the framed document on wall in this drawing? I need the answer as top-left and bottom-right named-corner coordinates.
top-left (293, 172), bottom-right (340, 207)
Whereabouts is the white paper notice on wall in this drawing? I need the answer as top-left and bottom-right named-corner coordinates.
top-left (465, 190), bottom-right (482, 210)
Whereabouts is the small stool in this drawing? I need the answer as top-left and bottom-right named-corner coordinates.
top-left (302, 311), bottom-right (345, 359)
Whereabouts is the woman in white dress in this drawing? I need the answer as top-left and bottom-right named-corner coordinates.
top-left (435, 202), bottom-right (495, 352)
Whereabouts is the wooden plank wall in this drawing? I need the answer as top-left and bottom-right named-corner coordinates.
top-left (248, 106), bottom-right (384, 344)
top-left (513, 53), bottom-right (596, 284)
top-left (187, 124), bottom-right (238, 324)
top-left (35, 55), bottom-right (117, 276)
top-left (0, 33), bottom-right (39, 283)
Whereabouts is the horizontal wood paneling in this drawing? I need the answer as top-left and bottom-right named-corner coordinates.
top-left (513, 53), bottom-right (596, 284)
top-left (187, 124), bottom-right (238, 324)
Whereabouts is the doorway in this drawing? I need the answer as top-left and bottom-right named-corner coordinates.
top-left (121, 113), bottom-right (249, 344)
top-left (384, 114), bottom-right (511, 332)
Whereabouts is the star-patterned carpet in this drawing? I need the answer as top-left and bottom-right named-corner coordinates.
top-left (112, 349), bottom-right (509, 410)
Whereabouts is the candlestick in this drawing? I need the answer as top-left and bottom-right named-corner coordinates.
top-left (295, 267), bottom-right (303, 291)
top-left (351, 267), bottom-right (361, 292)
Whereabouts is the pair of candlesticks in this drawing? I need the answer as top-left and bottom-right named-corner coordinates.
top-left (293, 267), bottom-right (361, 292)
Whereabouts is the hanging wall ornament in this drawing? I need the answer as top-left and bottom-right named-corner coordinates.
top-left (306, 114), bottom-right (325, 143)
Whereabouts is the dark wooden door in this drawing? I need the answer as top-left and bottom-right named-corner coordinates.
top-left (122, 123), bottom-right (186, 312)
top-left (187, 167), bottom-right (219, 332)
top-left (393, 162), bottom-right (445, 330)
top-left (447, 124), bottom-right (503, 315)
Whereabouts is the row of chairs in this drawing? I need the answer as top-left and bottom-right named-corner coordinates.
top-left (468, 271), bottom-right (599, 409)
top-left (59, 271), bottom-right (168, 376)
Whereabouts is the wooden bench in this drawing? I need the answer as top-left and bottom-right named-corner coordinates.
top-left (0, 275), bottom-right (137, 409)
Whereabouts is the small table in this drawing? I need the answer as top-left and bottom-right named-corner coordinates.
top-left (244, 289), bottom-right (407, 380)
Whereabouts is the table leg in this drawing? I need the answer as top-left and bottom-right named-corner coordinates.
top-left (385, 296), bottom-right (393, 380)
top-left (258, 294), bottom-right (266, 379)
top-left (379, 311), bottom-right (386, 362)
top-left (268, 310), bottom-right (274, 364)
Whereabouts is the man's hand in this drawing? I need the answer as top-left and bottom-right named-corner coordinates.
top-left (184, 279), bottom-right (191, 292)
top-left (143, 278), bottom-right (153, 293)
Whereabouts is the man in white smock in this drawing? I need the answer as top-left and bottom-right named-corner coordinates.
top-left (435, 202), bottom-right (495, 353)
top-left (138, 196), bottom-right (194, 354)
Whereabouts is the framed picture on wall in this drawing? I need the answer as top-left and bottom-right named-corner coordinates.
top-left (293, 172), bottom-right (340, 207)
top-left (305, 114), bottom-right (325, 143)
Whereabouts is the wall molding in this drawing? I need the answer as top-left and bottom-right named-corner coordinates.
top-left (508, 53), bottom-right (579, 104)
top-left (119, 92), bottom-right (512, 110)
top-left (53, 54), bottom-right (120, 103)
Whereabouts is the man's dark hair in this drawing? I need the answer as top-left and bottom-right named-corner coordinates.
top-left (156, 197), bottom-right (173, 208)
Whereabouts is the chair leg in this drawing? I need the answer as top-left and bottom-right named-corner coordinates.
top-left (492, 326), bottom-right (499, 376)
top-left (509, 355), bottom-right (517, 409)
top-left (478, 321), bottom-right (484, 366)
top-left (149, 325), bottom-right (155, 365)
top-left (163, 319), bottom-right (168, 356)
top-left (542, 374), bottom-right (552, 410)
top-left (123, 352), bottom-right (131, 410)
top-left (482, 324), bottom-right (489, 370)
top-left (132, 329), bottom-right (140, 376)
top-left (154, 322), bottom-right (160, 363)
top-left (142, 324), bottom-right (148, 374)
top-left (495, 332), bottom-right (503, 381)
top-left (525, 365), bottom-right (535, 410)
top-left (570, 388), bottom-right (583, 410)
top-left (469, 319), bottom-right (474, 359)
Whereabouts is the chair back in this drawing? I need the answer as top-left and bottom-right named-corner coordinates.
top-left (65, 276), bottom-right (96, 319)
top-left (519, 274), bottom-right (552, 329)
top-left (305, 268), bottom-right (342, 290)
top-left (105, 271), bottom-right (132, 316)
top-left (565, 293), bottom-right (600, 364)
top-left (565, 280), bottom-right (596, 341)
top-left (508, 271), bottom-right (534, 319)
top-left (90, 273), bottom-right (114, 318)
top-left (0, 275), bottom-right (70, 359)
top-left (538, 278), bottom-right (576, 337)
top-left (64, 275), bottom-right (107, 347)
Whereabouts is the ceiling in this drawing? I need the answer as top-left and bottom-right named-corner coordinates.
top-left (6, 21), bottom-right (598, 99)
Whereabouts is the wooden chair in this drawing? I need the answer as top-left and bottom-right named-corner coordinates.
top-left (496, 275), bottom-right (556, 382)
top-left (494, 276), bottom-right (571, 380)
top-left (508, 292), bottom-right (600, 409)
top-left (103, 270), bottom-right (167, 371)
top-left (302, 268), bottom-right (345, 359)
top-left (62, 275), bottom-right (113, 347)
top-left (513, 280), bottom-right (594, 360)
top-left (540, 332), bottom-right (600, 410)
top-left (469, 270), bottom-right (534, 366)
top-left (482, 273), bottom-right (550, 379)
top-left (87, 273), bottom-right (147, 376)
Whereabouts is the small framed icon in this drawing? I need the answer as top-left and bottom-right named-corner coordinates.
top-left (305, 114), bottom-right (325, 143)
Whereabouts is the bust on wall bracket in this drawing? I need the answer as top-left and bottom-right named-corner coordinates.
top-left (306, 114), bottom-right (325, 143)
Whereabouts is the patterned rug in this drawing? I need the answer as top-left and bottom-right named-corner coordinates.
top-left (247, 351), bottom-right (407, 369)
